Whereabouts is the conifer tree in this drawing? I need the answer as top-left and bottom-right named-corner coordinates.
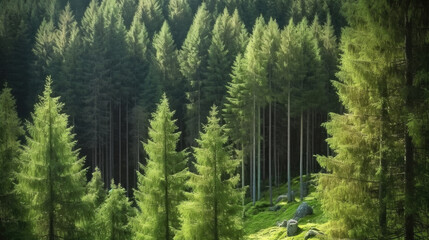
top-left (204, 8), bottom-right (248, 114)
top-left (277, 19), bottom-right (300, 202)
top-left (176, 106), bottom-right (243, 240)
top-left (316, 1), bottom-right (416, 238)
top-left (167, 0), bottom-right (192, 47)
top-left (80, 168), bottom-right (106, 240)
top-left (147, 21), bottom-right (185, 129)
top-left (260, 18), bottom-right (280, 205)
top-left (16, 77), bottom-right (87, 240)
top-left (178, 3), bottom-right (212, 145)
top-left (95, 182), bottom-right (134, 240)
top-left (132, 95), bottom-right (187, 240)
top-left (136, 0), bottom-right (164, 37)
top-left (0, 85), bottom-right (28, 239)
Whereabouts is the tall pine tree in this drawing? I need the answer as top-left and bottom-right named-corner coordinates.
top-left (132, 94), bottom-right (187, 240)
top-left (16, 77), bottom-right (87, 240)
top-left (176, 106), bottom-right (243, 240)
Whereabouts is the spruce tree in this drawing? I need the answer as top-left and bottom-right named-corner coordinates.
top-left (204, 8), bottom-right (248, 114)
top-left (178, 3), bottom-right (212, 145)
top-left (16, 77), bottom-right (87, 240)
top-left (132, 94), bottom-right (187, 240)
top-left (167, 0), bottom-right (192, 47)
top-left (0, 84), bottom-right (28, 239)
top-left (136, 0), bottom-right (164, 37)
top-left (80, 167), bottom-right (106, 240)
top-left (147, 21), bottom-right (185, 130)
top-left (95, 182), bottom-right (134, 240)
top-left (176, 106), bottom-right (243, 240)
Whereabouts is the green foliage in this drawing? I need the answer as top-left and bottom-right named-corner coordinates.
top-left (316, 1), bottom-right (412, 238)
top-left (178, 2), bottom-right (213, 145)
top-left (167, 0), bottom-right (192, 47)
top-left (204, 9), bottom-right (248, 113)
top-left (176, 106), bottom-right (243, 240)
top-left (16, 77), bottom-right (87, 239)
top-left (95, 182), bottom-right (134, 240)
top-left (132, 95), bottom-right (187, 240)
top-left (147, 21), bottom-right (185, 124)
top-left (136, 0), bottom-right (164, 37)
top-left (80, 168), bottom-right (107, 240)
top-left (0, 84), bottom-right (29, 239)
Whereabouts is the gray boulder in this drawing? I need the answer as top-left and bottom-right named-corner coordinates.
top-left (287, 219), bottom-right (298, 236)
top-left (293, 201), bottom-right (313, 220)
top-left (276, 220), bottom-right (288, 228)
top-left (269, 205), bottom-right (281, 211)
top-left (304, 229), bottom-right (324, 240)
top-left (276, 191), bottom-right (294, 203)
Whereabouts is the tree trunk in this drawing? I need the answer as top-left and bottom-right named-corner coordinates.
top-left (242, 143), bottom-right (245, 217)
top-left (119, 100), bottom-right (122, 185)
top-left (306, 110), bottom-right (310, 180)
top-left (163, 117), bottom-right (170, 240)
top-left (252, 93), bottom-right (256, 205)
top-left (269, 101), bottom-right (272, 206)
top-left (300, 110), bottom-right (304, 201)
top-left (257, 105), bottom-right (261, 200)
top-left (404, 6), bottom-right (414, 239)
top-left (287, 84), bottom-right (292, 201)
top-left (110, 100), bottom-right (113, 186)
top-left (379, 77), bottom-right (388, 238)
top-left (126, 101), bottom-right (129, 196)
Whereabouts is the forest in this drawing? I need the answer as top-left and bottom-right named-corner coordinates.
top-left (0, 0), bottom-right (428, 239)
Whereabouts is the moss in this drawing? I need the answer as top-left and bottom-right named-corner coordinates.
top-left (244, 174), bottom-right (329, 239)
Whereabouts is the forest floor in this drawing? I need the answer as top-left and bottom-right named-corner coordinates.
top-left (243, 174), bottom-right (329, 239)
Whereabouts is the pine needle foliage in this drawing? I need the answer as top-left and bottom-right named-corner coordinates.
top-left (0, 84), bottom-right (28, 239)
top-left (16, 77), bottom-right (87, 240)
top-left (95, 182), bottom-right (134, 240)
top-left (176, 106), bottom-right (243, 240)
top-left (132, 94), bottom-right (187, 240)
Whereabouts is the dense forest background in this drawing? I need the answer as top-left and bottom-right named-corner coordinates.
top-left (0, 0), bottom-right (344, 199)
top-left (1, 0), bottom-right (429, 239)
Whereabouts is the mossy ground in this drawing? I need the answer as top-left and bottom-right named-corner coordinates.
top-left (243, 174), bottom-right (329, 239)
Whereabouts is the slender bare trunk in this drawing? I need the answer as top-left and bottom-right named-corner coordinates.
top-left (257, 105), bottom-right (261, 200)
top-left (404, 5), bottom-right (414, 239)
top-left (300, 110), bottom-right (303, 201)
top-left (269, 101), bottom-right (272, 205)
top-left (287, 84), bottom-right (291, 201)
top-left (252, 93), bottom-right (256, 205)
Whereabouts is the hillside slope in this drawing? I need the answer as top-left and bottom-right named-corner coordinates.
top-left (244, 175), bottom-right (328, 239)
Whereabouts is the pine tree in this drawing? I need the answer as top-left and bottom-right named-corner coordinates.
top-left (16, 77), bottom-right (87, 240)
top-left (260, 18), bottom-right (280, 205)
top-left (316, 1), bottom-right (421, 238)
top-left (178, 3), bottom-right (212, 145)
top-left (276, 19), bottom-right (300, 202)
top-left (147, 21), bottom-right (185, 131)
top-left (0, 84), bottom-right (28, 239)
top-left (204, 8), bottom-right (248, 115)
top-left (132, 94), bottom-right (187, 240)
top-left (176, 106), bottom-right (243, 240)
top-left (80, 167), bottom-right (106, 240)
top-left (136, 0), bottom-right (164, 37)
top-left (167, 0), bottom-right (192, 47)
top-left (95, 182), bottom-right (134, 240)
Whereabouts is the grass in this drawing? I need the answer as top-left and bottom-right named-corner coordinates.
top-left (243, 174), bottom-right (329, 240)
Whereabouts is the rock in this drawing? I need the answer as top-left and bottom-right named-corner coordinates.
top-left (287, 219), bottom-right (298, 236)
top-left (276, 220), bottom-right (288, 227)
top-left (276, 195), bottom-right (288, 203)
top-left (276, 191), bottom-right (294, 203)
top-left (293, 201), bottom-right (313, 220)
top-left (304, 229), bottom-right (324, 239)
top-left (269, 205), bottom-right (281, 211)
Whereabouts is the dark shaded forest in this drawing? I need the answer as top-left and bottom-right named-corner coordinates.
top-left (1, 0), bottom-right (428, 239)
